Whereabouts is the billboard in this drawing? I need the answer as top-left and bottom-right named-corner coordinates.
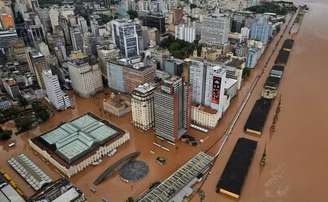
top-left (212, 76), bottom-right (221, 104)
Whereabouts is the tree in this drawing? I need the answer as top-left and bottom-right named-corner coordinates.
top-left (126, 197), bottom-right (134, 202)
top-left (127, 10), bottom-right (138, 20)
top-left (18, 95), bottom-right (29, 108)
top-left (0, 127), bottom-right (12, 140)
top-left (242, 68), bottom-right (252, 79)
top-left (32, 101), bottom-right (50, 122)
top-left (15, 115), bottom-right (34, 132)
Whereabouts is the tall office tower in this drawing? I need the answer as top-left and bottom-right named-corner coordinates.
top-left (188, 59), bottom-right (207, 104)
top-left (231, 12), bottom-right (245, 33)
top-left (131, 83), bottom-right (156, 131)
top-left (141, 13), bottom-right (166, 33)
top-left (204, 65), bottom-right (227, 111)
top-left (250, 16), bottom-right (272, 44)
top-left (37, 8), bottom-right (52, 33)
top-left (200, 15), bottom-right (230, 46)
top-left (122, 60), bottom-right (156, 93)
top-left (154, 76), bottom-right (192, 141)
top-left (59, 15), bottom-right (72, 47)
top-left (111, 19), bottom-right (140, 58)
top-left (49, 6), bottom-right (60, 31)
top-left (246, 47), bottom-right (261, 68)
top-left (42, 69), bottom-right (71, 110)
top-left (30, 0), bottom-right (39, 11)
top-left (107, 58), bottom-right (156, 93)
top-left (163, 58), bottom-right (184, 77)
top-left (175, 24), bottom-right (196, 43)
top-left (103, 0), bottom-right (111, 8)
top-left (27, 15), bottom-right (46, 44)
top-left (70, 25), bottom-right (84, 51)
top-left (77, 16), bottom-right (88, 35)
top-left (27, 50), bottom-right (48, 89)
top-left (97, 48), bottom-right (120, 79)
top-left (66, 57), bottom-right (103, 97)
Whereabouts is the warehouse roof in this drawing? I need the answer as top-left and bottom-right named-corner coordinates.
top-left (31, 113), bottom-right (125, 166)
top-left (244, 98), bottom-right (272, 134)
top-left (138, 152), bottom-right (213, 202)
top-left (216, 138), bottom-right (257, 199)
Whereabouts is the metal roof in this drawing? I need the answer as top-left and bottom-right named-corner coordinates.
top-left (138, 152), bottom-right (213, 202)
top-left (40, 114), bottom-right (118, 162)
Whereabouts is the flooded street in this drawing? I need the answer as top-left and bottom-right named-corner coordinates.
top-left (1, 0), bottom-right (328, 201)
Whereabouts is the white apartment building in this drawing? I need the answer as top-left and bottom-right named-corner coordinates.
top-left (42, 69), bottom-right (71, 110)
top-left (189, 59), bottom-right (207, 104)
top-left (175, 24), bottom-right (196, 43)
top-left (200, 15), bottom-right (230, 46)
top-left (67, 58), bottom-right (103, 97)
top-left (131, 83), bottom-right (156, 131)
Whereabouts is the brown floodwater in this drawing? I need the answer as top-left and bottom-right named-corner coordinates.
top-left (1, 1), bottom-right (328, 201)
top-left (191, 0), bottom-right (328, 202)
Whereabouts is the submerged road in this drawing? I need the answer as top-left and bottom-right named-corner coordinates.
top-left (192, 0), bottom-right (328, 201)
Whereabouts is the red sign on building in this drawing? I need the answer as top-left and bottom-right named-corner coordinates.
top-left (212, 76), bottom-right (221, 104)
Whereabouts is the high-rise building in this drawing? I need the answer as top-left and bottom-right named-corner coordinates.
top-left (154, 76), bottom-right (192, 141)
top-left (111, 19), bottom-right (140, 58)
top-left (141, 14), bottom-right (166, 34)
top-left (49, 6), bottom-right (60, 31)
top-left (163, 58), bottom-right (184, 77)
top-left (131, 83), bottom-right (156, 130)
top-left (107, 57), bottom-right (156, 93)
top-left (122, 60), bottom-right (156, 93)
top-left (246, 47), bottom-right (261, 68)
top-left (250, 16), bottom-right (272, 44)
top-left (175, 24), bottom-right (196, 43)
top-left (66, 57), bottom-right (103, 97)
top-left (201, 15), bottom-right (230, 46)
top-left (42, 69), bottom-right (71, 110)
top-left (70, 25), bottom-right (84, 51)
top-left (189, 59), bottom-right (207, 104)
top-left (27, 50), bottom-right (48, 89)
top-left (189, 61), bottom-right (238, 116)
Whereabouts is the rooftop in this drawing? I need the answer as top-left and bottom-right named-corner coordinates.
top-left (138, 152), bottom-right (214, 202)
top-left (31, 113), bottom-right (125, 166)
top-left (133, 83), bottom-right (156, 95)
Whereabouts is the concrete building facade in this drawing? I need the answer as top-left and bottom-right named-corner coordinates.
top-left (67, 58), bottom-right (103, 97)
top-left (131, 83), bottom-right (156, 131)
top-left (42, 70), bottom-right (71, 110)
top-left (154, 76), bottom-right (191, 141)
top-left (201, 15), bottom-right (230, 46)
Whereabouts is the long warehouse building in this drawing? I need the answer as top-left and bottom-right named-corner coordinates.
top-left (216, 138), bottom-right (257, 199)
top-left (137, 152), bottom-right (214, 202)
top-left (29, 113), bottom-right (130, 177)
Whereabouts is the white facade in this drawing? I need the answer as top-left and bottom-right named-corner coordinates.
top-left (42, 70), bottom-right (71, 110)
top-left (240, 27), bottom-right (250, 42)
top-left (49, 6), bottom-right (59, 31)
top-left (204, 66), bottom-right (228, 117)
top-left (175, 24), bottom-right (196, 43)
top-left (67, 60), bottom-right (103, 97)
top-left (189, 59), bottom-right (206, 104)
top-left (201, 15), bottom-right (230, 45)
top-left (131, 83), bottom-right (156, 131)
top-left (111, 19), bottom-right (140, 58)
top-left (191, 106), bottom-right (220, 128)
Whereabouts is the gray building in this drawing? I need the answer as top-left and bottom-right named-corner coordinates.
top-left (111, 19), bottom-right (140, 58)
top-left (154, 76), bottom-right (191, 141)
top-left (200, 15), bottom-right (230, 46)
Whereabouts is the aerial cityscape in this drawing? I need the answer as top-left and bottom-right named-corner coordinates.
top-left (0, 0), bottom-right (326, 201)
